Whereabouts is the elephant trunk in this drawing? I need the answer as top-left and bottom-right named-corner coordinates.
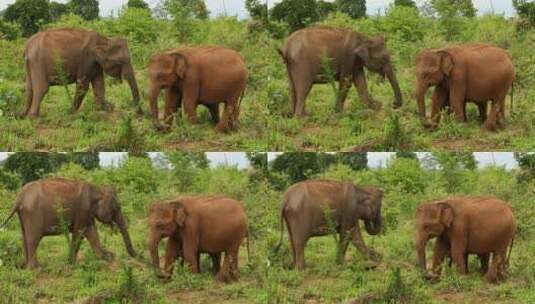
top-left (364, 208), bottom-right (382, 235)
top-left (149, 83), bottom-right (163, 129)
top-left (123, 64), bottom-right (141, 112)
top-left (115, 212), bottom-right (137, 257)
top-left (385, 64), bottom-right (403, 108)
top-left (416, 232), bottom-right (428, 271)
top-left (148, 230), bottom-right (162, 270)
top-left (415, 82), bottom-right (429, 119)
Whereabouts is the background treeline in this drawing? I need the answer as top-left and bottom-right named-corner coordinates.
top-left (1, 152), bottom-right (535, 302)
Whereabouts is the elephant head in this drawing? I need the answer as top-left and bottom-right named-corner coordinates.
top-left (354, 36), bottom-right (403, 108)
top-left (415, 202), bottom-right (455, 272)
top-left (354, 186), bottom-right (384, 235)
top-left (415, 50), bottom-right (454, 119)
top-left (148, 52), bottom-right (188, 128)
top-left (148, 201), bottom-right (187, 274)
top-left (92, 186), bottom-right (137, 257)
top-left (94, 37), bottom-right (141, 110)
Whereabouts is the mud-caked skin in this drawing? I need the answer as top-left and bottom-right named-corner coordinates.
top-left (0, 178), bottom-right (137, 268)
top-left (148, 196), bottom-right (248, 282)
top-left (415, 44), bottom-right (515, 131)
top-left (23, 28), bottom-right (141, 117)
top-left (415, 197), bottom-right (517, 283)
top-left (278, 26), bottom-right (403, 116)
top-left (277, 179), bottom-right (384, 270)
top-left (148, 46), bottom-right (248, 133)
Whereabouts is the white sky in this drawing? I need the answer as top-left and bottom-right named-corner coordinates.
top-left (0, 0), bottom-right (515, 18)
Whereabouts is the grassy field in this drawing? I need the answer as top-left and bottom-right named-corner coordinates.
top-left (0, 154), bottom-right (534, 303)
top-left (1, 10), bottom-right (535, 151)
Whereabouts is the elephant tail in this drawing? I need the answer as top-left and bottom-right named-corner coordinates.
top-left (506, 235), bottom-right (515, 267)
top-left (1, 195), bottom-right (21, 229)
top-left (274, 204), bottom-right (286, 252)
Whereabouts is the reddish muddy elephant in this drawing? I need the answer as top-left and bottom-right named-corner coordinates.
top-left (415, 197), bottom-right (516, 283)
top-left (277, 180), bottom-right (383, 270)
top-left (148, 46), bottom-right (248, 133)
top-left (148, 196), bottom-right (248, 282)
top-left (278, 26), bottom-right (403, 116)
top-left (0, 178), bottom-right (137, 268)
top-left (415, 44), bottom-right (515, 131)
top-left (23, 28), bottom-right (141, 117)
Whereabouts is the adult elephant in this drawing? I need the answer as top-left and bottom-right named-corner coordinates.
top-left (148, 196), bottom-right (249, 282)
top-left (277, 180), bottom-right (384, 270)
top-left (415, 44), bottom-right (515, 131)
top-left (415, 197), bottom-right (516, 283)
top-left (277, 26), bottom-right (403, 117)
top-left (148, 46), bottom-right (248, 133)
top-left (0, 178), bottom-right (137, 268)
top-left (23, 28), bottom-right (141, 117)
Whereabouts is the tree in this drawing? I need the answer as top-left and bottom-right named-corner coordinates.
top-left (3, 153), bottom-right (67, 184)
top-left (3, 0), bottom-right (51, 36)
top-left (396, 151), bottom-right (418, 160)
top-left (270, 0), bottom-right (319, 32)
top-left (69, 0), bottom-right (99, 21)
top-left (430, 152), bottom-right (477, 193)
top-left (69, 152), bottom-right (100, 170)
top-left (336, 153), bottom-right (368, 171)
top-left (317, 0), bottom-right (337, 19)
top-left (270, 152), bottom-right (337, 184)
top-left (336, 0), bottom-right (366, 19)
top-left (431, 0), bottom-right (476, 18)
top-left (515, 153), bottom-right (535, 182)
top-left (49, 2), bottom-right (70, 21)
top-left (513, 0), bottom-right (535, 30)
top-left (127, 0), bottom-right (150, 10)
top-left (394, 0), bottom-right (416, 7)
top-left (245, 0), bottom-right (268, 21)
top-left (165, 0), bottom-right (209, 20)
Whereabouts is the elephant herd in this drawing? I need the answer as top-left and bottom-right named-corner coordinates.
top-left (1, 178), bottom-right (517, 285)
top-left (19, 26), bottom-right (515, 133)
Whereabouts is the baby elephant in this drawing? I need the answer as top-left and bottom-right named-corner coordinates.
top-left (415, 197), bottom-right (516, 283)
top-left (415, 44), bottom-right (515, 131)
top-left (148, 196), bottom-right (249, 282)
top-left (148, 46), bottom-right (248, 133)
top-left (278, 179), bottom-right (384, 270)
top-left (0, 178), bottom-right (137, 268)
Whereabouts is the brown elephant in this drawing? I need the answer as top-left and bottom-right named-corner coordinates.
top-left (0, 178), bottom-right (136, 268)
top-left (23, 28), bottom-right (141, 117)
top-left (415, 44), bottom-right (515, 131)
top-left (148, 196), bottom-right (249, 282)
top-left (148, 46), bottom-right (248, 133)
top-left (277, 180), bottom-right (383, 270)
top-left (415, 197), bottom-right (516, 283)
top-left (277, 26), bottom-right (403, 117)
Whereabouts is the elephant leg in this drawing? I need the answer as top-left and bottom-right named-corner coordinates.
top-left (217, 99), bottom-right (237, 133)
top-left (25, 235), bottom-right (41, 269)
top-left (448, 84), bottom-right (467, 123)
top-left (477, 103), bottom-right (488, 124)
top-left (84, 224), bottom-right (112, 261)
top-left (91, 71), bottom-right (109, 111)
top-left (485, 253), bottom-right (499, 283)
top-left (216, 252), bottom-right (231, 282)
top-left (293, 69), bottom-right (313, 117)
top-left (337, 230), bottom-right (350, 264)
top-left (286, 64), bottom-right (297, 116)
top-left (450, 242), bottom-right (468, 274)
top-left (182, 246), bottom-right (199, 274)
top-left (484, 98), bottom-right (504, 131)
top-left (230, 249), bottom-right (240, 281)
top-left (211, 253), bottom-right (222, 275)
top-left (353, 69), bottom-right (379, 110)
top-left (351, 223), bottom-right (378, 261)
top-left (163, 238), bottom-right (181, 275)
top-left (163, 88), bottom-right (180, 128)
top-left (72, 79), bottom-right (90, 113)
top-left (335, 77), bottom-right (351, 113)
top-left (182, 89), bottom-right (199, 125)
top-left (431, 238), bottom-right (449, 277)
top-left (496, 253), bottom-right (508, 281)
top-left (27, 73), bottom-right (49, 118)
top-left (478, 253), bottom-right (490, 275)
top-left (206, 103), bottom-right (220, 124)
top-left (287, 218), bottom-right (307, 270)
top-left (68, 230), bottom-right (84, 264)
top-left (429, 86), bottom-right (448, 125)
top-left (22, 72), bottom-right (34, 117)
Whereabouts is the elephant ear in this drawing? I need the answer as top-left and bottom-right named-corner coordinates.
top-left (436, 50), bottom-right (454, 77)
top-left (173, 53), bottom-right (188, 79)
top-left (173, 203), bottom-right (187, 227)
top-left (354, 44), bottom-right (370, 66)
top-left (438, 202), bottom-right (454, 228)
